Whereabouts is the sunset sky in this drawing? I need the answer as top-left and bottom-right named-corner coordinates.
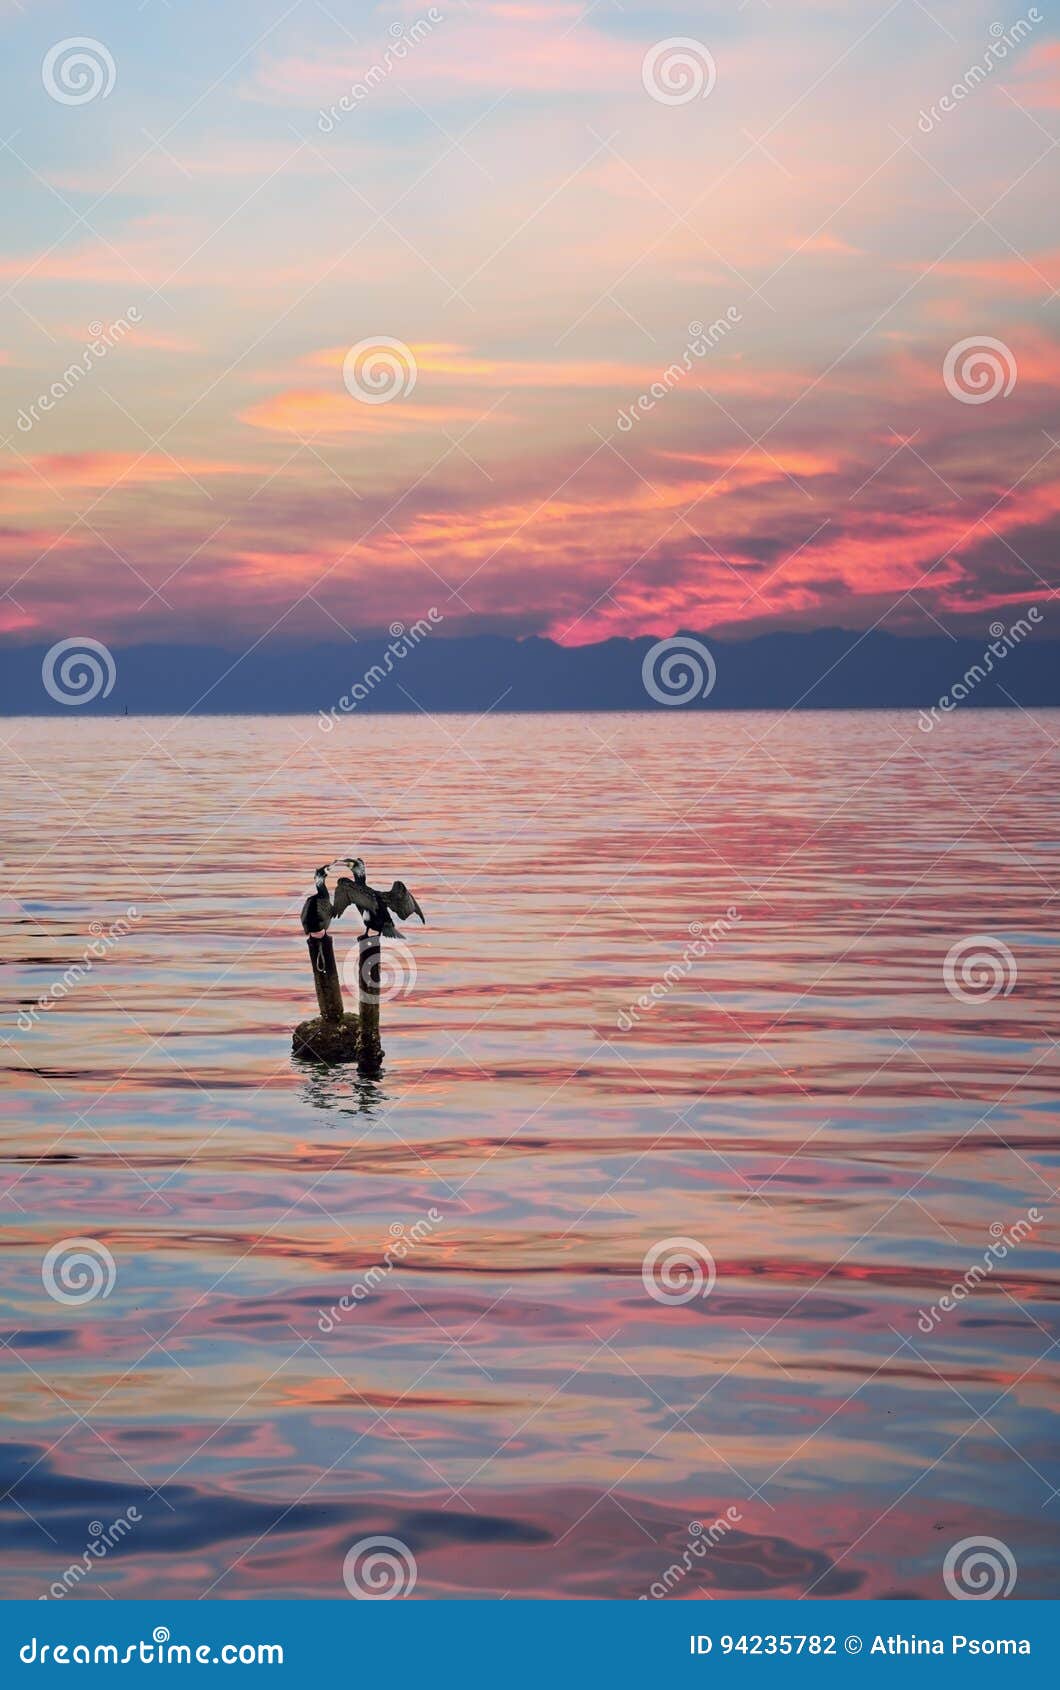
top-left (1, 0), bottom-right (1058, 648)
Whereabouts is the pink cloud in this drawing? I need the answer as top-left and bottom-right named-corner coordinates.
top-left (252, 17), bottom-right (643, 105)
top-left (1005, 40), bottom-right (1060, 108)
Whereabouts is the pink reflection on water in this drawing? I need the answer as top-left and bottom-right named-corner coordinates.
top-left (0, 712), bottom-right (1057, 1597)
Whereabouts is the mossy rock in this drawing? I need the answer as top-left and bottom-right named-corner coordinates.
top-left (292, 1013), bottom-right (361, 1064)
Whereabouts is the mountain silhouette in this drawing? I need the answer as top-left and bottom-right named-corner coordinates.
top-left (4, 628), bottom-right (1057, 714)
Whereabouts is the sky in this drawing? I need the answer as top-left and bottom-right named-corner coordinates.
top-left (0, 0), bottom-right (1058, 649)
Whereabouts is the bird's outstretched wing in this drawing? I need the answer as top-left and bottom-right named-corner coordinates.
top-left (331, 875), bottom-right (373, 922)
top-left (386, 881), bottom-right (426, 924)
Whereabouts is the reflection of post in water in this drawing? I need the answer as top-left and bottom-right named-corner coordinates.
top-left (301, 1063), bottom-right (387, 1118)
top-left (292, 857), bottom-right (424, 1069)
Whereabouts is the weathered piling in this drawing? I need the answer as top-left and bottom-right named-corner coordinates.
top-left (292, 934), bottom-right (360, 1064)
top-left (357, 934), bottom-right (385, 1074)
top-left (308, 934), bottom-right (344, 1023)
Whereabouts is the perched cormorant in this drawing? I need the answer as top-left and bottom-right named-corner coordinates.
top-left (300, 865), bottom-right (339, 938)
top-left (330, 857), bottom-right (426, 938)
top-left (299, 859), bottom-right (426, 941)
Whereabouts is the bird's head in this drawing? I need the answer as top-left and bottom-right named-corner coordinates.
top-left (341, 856), bottom-right (366, 883)
top-left (313, 865), bottom-right (329, 890)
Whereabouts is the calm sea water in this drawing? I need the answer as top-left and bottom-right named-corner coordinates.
top-left (1, 710), bottom-right (1057, 1600)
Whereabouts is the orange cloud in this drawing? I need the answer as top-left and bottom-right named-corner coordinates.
top-left (304, 343), bottom-right (670, 389)
top-left (231, 548), bottom-right (347, 587)
top-left (658, 448), bottom-right (843, 483)
top-left (240, 389), bottom-right (494, 436)
top-left (0, 453), bottom-right (266, 490)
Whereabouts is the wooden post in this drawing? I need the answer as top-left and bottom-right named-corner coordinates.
top-left (357, 934), bottom-right (384, 1073)
top-left (293, 933), bottom-right (360, 1063)
top-left (307, 934), bottom-right (344, 1023)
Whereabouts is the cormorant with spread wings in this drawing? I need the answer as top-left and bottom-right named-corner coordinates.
top-left (300, 858), bottom-right (426, 940)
